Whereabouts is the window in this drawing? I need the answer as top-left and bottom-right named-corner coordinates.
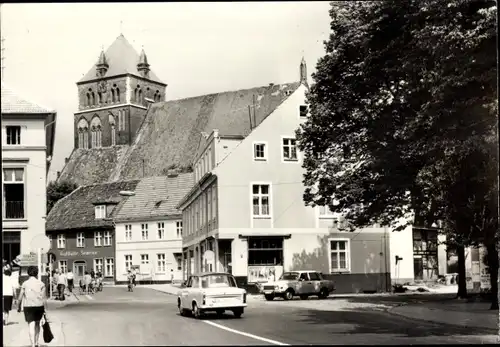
top-left (94, 231), bottom-right (102, 246)
top-left (248, 237), bottom-right (283, 266)
top-left (141, 224), bottom-right (149, 240)
top-left (308, 272), bottom-right (321, 281)
top-left (104, 258), bottom-right (114, 277)
top-left (319, 205), bottom-right (336, 218)
top-left (282, 137), bottom-right (298, 161)
top-left (2, 168), bottom-right (25, 219)
top-left (95, 205), bottom-right (106, 219)
top-left (124, 255), bottom-right (133, 271)
top-left (58, 260), bottom-right (67, 273)
top-left (212, 186), bottom-right (217, 220)
top-left (76, 232), bottom-right (85, 248)
top-left (57, 234), bottom-right (66, 249)
top-left (125, 225), bottom-right (132, 241)
top-left (299, 272), bottom-right (309, 281)
top-left (6, 126), bottom-right (21, 145)
top-left (157, 222), bottom-right (165, 240)
top-left (93, 258), bottom-right (103, 273)
top-left (111, 124), bottom-right (116, 146)
top-left (140, 254), bottom-right (149, 265)
top-left (329, 239), bottom-right (350, 272)
top-left (176, 221), bottom-right (183, 238)
top-left (253, 143), bottom-right (267, 161)
top-left (299, 105), bottom-right (309, 118)
top-left (252, 184), bottom-right (270, 217)
top-left (156, 253), bottom-right (166, 273)
top-left (103, 231), bottom-right (112, 246)
top-left (118, 110), bottom-right (126, 131)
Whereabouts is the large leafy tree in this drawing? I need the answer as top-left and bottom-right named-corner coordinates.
top-left (297, 0), bottom-right (497, 303)
top-left (47, 179), bottom-right (79, 214)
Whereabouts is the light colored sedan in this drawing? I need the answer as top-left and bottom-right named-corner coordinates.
top-left (177, 272), bottom-right (247, 319)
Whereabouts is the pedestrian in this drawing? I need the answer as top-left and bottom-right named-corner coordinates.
top-left (3, 268), bottom-right (19, 325)
top-left (90, 269), bottom-right (95, 279)
top-left (132, 268), bottom-right (137, 287)
top-left (83, 271), bottom-right (92, 294)
top-left (56, 270), bottom-right (67, 301)
top-left (17, 266), bottom-right (49, 347)
top-left (170, 269), bottom-right (174, 283)
top-left (66, 270), bottom-right (74, 293)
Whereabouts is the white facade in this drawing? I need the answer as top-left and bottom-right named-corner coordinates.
top-left (2, 88), bottom-right (54, 263)
top-left (115, 219), bottom-right (183, 283)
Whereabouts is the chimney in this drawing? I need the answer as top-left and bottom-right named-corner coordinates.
top-left (213, 129), bottom-right (219, 139)
top-left (56, 171), bottom-right (61, 178)
top-left (269, 83), bottom-right (274, 87)
top-left (64, 157), bottom-right (69, 164)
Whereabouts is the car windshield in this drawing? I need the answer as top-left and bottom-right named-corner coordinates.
top-left (280, 272), bottom-right (300, 280)
top-left (201, 274), bottom-right (237, 288)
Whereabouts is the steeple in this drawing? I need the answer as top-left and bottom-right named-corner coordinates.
top-left (95, 49), bottom-right (109, 77)
top-left (137, 48), bottom-right (150, 78)
top-left (300, 57), bottom-right (308, 87)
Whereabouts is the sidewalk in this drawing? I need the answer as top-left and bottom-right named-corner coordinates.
top-left (389, 300), bottom-right (498, 330)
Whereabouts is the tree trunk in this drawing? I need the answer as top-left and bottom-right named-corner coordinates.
top-left (486, 243), bottom-right (499, 310)
top-left (457, 244), bottom-right (468, 299)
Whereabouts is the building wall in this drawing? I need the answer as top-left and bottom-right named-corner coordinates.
top-left (115, 220), bottom-right (182, 283)
top-left (2, 117), bottom-right (47, 259)
top-left (389, 226), bottom-right (414, 284)
top-left (47, 229), bottom-right (115, 280)
top-left (215, 84), bottom-right (317, 230)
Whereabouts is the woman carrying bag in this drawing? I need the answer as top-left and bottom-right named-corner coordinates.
top-left (17, 266), bottom-right (53, 347)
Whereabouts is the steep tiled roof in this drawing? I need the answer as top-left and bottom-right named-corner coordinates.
top-left (78, 34), bottom-right (163, 84)
top-left (116, 82), bottom-right (300, 180)
top-left (1, 84), bottom-right (55, 114)
top-left (57, 146), bottom-right (130, 187)
top-left (115, 173), bottom-right (194, 222)
top-left (46, 180), bottom-right (140, 232)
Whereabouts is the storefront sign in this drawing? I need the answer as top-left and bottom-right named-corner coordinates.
top-left (59, 250), bottom-right (99, 257)
top-left (479, 247), bottom-right (491, 290)
top-left (248, 265), bottom-right (283, 283)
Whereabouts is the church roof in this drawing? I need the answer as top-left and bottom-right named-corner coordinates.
top-left (1, 84), bottom-right (55, 114)
top-left (59, 81), bottom-right (300, 186)
top-left (78, 34), bottom-right (164, 85)
top-left (116, 82), bottom-right (300, 180)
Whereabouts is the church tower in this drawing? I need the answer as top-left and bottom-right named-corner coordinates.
top-left (74, 34), bottom-right (167, 149)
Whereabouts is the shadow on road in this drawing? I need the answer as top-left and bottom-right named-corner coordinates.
top-left (294, 309), bottom-right (496, 337)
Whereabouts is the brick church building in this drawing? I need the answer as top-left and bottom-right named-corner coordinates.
top-left (73, 34), bottom-right (167, 150)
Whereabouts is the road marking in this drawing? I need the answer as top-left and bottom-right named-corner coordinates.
top-left (85, 294), bottom-right (94, 300)
top-left (203, 321), bottom-right (290, 346)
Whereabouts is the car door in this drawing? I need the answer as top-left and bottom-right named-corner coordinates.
top-left (298, 272), bottom-right (314, 294)
top-left (180, 277), bottom-right (193, 309)
top-left (308, 272), bottom-right (322, 294)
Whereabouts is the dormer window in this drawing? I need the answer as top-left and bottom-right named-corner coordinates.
top-left (95, 205), bottom-right (106, 219)
top-left (299, 105), bottom-right (309, 118)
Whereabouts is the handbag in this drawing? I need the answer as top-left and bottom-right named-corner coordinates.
top-left (42, 314), bottom-right (54, 343)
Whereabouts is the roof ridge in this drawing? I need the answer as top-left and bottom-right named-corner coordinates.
top-left (164, 81), bottom-right (299, 104)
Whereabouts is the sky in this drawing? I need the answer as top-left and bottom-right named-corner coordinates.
top-left (1, 2), bottom-right (332, 182)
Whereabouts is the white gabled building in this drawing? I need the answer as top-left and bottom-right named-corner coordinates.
top-left (114, 173), bottom-right (193, 284)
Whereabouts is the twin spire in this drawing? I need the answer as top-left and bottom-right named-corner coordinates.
top-left (94, 37), bottom-right (150, 78)
top-left (300, 56), bottom-right (308, 87)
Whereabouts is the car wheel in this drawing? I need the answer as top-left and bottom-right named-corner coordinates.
top-left (233, 308), bottom-right (243, 318)
top-left (318, 288), bottom-right (329, 299)
top-left (178, 300), bottom-right (185, 316)
top-left (192, 302), bottom-right (202, 319)
top-left (283, 289), bottom-right (294, 301)
top-left (300, 295), bottom-right (308, 300)
top-left (264, 294), bottom-right (275, 301)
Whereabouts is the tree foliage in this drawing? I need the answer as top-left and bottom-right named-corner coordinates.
top-left (47, 179), bottom-right (79, 214)
top-left (297, 0), bottom-right (497, 301)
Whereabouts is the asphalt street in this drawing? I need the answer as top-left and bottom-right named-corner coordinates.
top-left (44, 287), bottom-right (498, 346)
